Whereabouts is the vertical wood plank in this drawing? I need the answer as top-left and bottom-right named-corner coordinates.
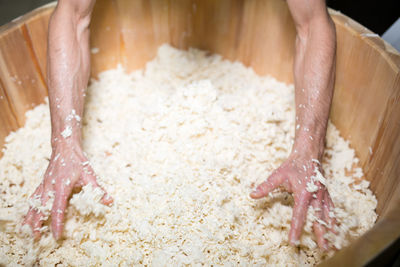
top-left (149, 0), bottom-right (171, 46)
top-left (329, 12), bottom-right (400, 214)
top-left (115, 0), bottom-right (158, 72)
top-left (90, 0), bottom-right (122, 77)
top-left (24, 7), bottom-right (52, 83)
top-left (0, 82), bottom-right (19, 157)
top-left (331, 15), bottom-right (398, 163)
top-left (190, 0), bottom-right (242, 56)
top-left (168, 0), bottom-right (196, 50)
top-left (0, 25), bottom-right (48, 125)
top-left (368, 75), bottom-right (400, 216)
top-left (235, 0), bottom-right (296, 83)
top-left (189, 0), bottom-right (296, 83)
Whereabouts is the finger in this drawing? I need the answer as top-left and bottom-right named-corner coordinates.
top-left (31, 210), bottom-right (44, 240)
top-left (22, 208), bottom-right (41, 240)
top-left (250, 171), bottom-right (284, 199)
top-left (32, 183), bottom-right (54, 239)
top-left (22, 207), bottom-right (36, 231)
top-left (22, 184), bottom-right (43, 230)
top-left (313, 221), bottom-right (328, 250)
top-left (289, 192), bottom-right (311, 245)
top-left (311, 198), bottom-right (329, 251)
top-left (323, 192), bottom-right (337, 234)
top-left (82, 171), bottom-right (113, 206)
top-left (51, 185), bottom-right (71, 240)
top-left (100, 193), bottom-right (113, 206)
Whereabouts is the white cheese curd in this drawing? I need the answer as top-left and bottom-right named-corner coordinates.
top-left (0, 45), bottom-right (377, 266)
top-left (61, 126), bottom-right (72, 139)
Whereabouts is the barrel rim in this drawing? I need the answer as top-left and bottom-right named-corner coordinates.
top-left (0, 3), bottom-right (398, 73)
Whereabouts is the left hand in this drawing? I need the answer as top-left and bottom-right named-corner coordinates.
top-left (250, 153), bottom-right (336, 250)
top-left (23, 144), bottom-right (112, 240)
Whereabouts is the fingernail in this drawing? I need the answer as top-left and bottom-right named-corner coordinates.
top-left (251, 188), bottom-right (260, 194)
top-left (53, 230), bottom-right (60, 240)
top-left (250, 191), bottom-right (258, 198)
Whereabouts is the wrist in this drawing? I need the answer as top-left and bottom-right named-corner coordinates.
top-left (51, 137), bottom-right (83, 155)
top-left (50, 107), bottom-right (83, 147)
top-left (292, 120), bottom-right (327, 160)
top-left (291, 135), bottom-right (325, 161)
top-left (51, 123), bottom-right (82, 148)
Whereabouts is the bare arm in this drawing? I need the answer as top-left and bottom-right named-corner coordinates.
top-left (251, 0), bottom-right (336, 250)
top-left (47, 0), bottom-right (94, 145)
top-left (289, 0), bottom-right (336, 159)
top-left (24, 0), bottom-right (112, 240)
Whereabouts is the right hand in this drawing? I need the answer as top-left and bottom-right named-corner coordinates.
top-left (250, 153), bottom-right (336, 250)
top-left (23, 143), bottom-right (112, 240)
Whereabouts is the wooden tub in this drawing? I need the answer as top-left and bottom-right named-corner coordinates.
top-left (0, 1), bottom-right (399, 265)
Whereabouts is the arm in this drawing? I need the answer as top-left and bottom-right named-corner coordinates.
top-left (251, 0), bottom-right (336, 250)
top-left (23, 0), bottom-right (112, 240)
top-left (288, 0), bottom-right (336, 159)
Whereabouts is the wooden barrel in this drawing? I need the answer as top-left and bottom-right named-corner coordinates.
top-left (0, 1), bottom-right (399, 265)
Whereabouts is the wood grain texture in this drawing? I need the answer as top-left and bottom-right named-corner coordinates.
top-left (0, 3), bottom-right (54, 154)
top-left (24, 6), bottom-right (52, 83)
top-left (320, 10), bottom-right (400, 267)
top-left (111, 0), bottom-right (296, 82)
top-left (0, 1), bottom-right (399, 266)
top-left (115, 0), bottom-right (158, 71)
top-left (329, 11), bottom-right (400, 214)
top-left (90, 0), bottom-right (121, 77)
top-left (0, 81), bottom-right (19, 157)
top-left (234, 0), bottom-right (296, 83)
top-left (0, 23), bottom-right (47, 126)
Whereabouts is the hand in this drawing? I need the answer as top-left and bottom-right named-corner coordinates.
top-left (23, 144), bottom-right (112, 240)
top-left (250, 154), bottom-right (336, 250)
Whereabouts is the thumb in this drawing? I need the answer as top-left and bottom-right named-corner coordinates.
top-left (250, 171), bottom-right (284, 199)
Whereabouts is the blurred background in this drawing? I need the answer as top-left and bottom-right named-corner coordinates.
top-left (0, 0), bottom-right (398, 35)
top-left (328, 0), bottom-right (398, 35)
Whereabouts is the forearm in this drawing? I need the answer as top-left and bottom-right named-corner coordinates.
top-left (291, 14), bottom-right (336, 160)
top-left (251, 1), bottom-right (338, 249)
top-left (47, 1), bottom-right (94, 148)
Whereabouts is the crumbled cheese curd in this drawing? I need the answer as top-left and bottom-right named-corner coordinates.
top-left (70, 184), bottom-right (107, 217)
top-left (66, 109), bottom-right (81, 122)
top-left (61, 126), bottom-right (72, 139)
top-left (0, 45), bottom-right (377, 266)
top-left (91, 47), bottom-right (100, 54)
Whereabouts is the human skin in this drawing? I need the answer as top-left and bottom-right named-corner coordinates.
top-left (24, 0), bottom-right (336, 249)
top-left (250, 0), bottom-right (337, 250)
top-left (22, 0), bottom-right (110, 240)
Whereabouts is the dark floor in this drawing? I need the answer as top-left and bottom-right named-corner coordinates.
top-left (0, 0), bottom-right (399, 36)
top-left (0, 0), bottom-right (53, 25)
top-left (327, 0), bottom-right (399, 35)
